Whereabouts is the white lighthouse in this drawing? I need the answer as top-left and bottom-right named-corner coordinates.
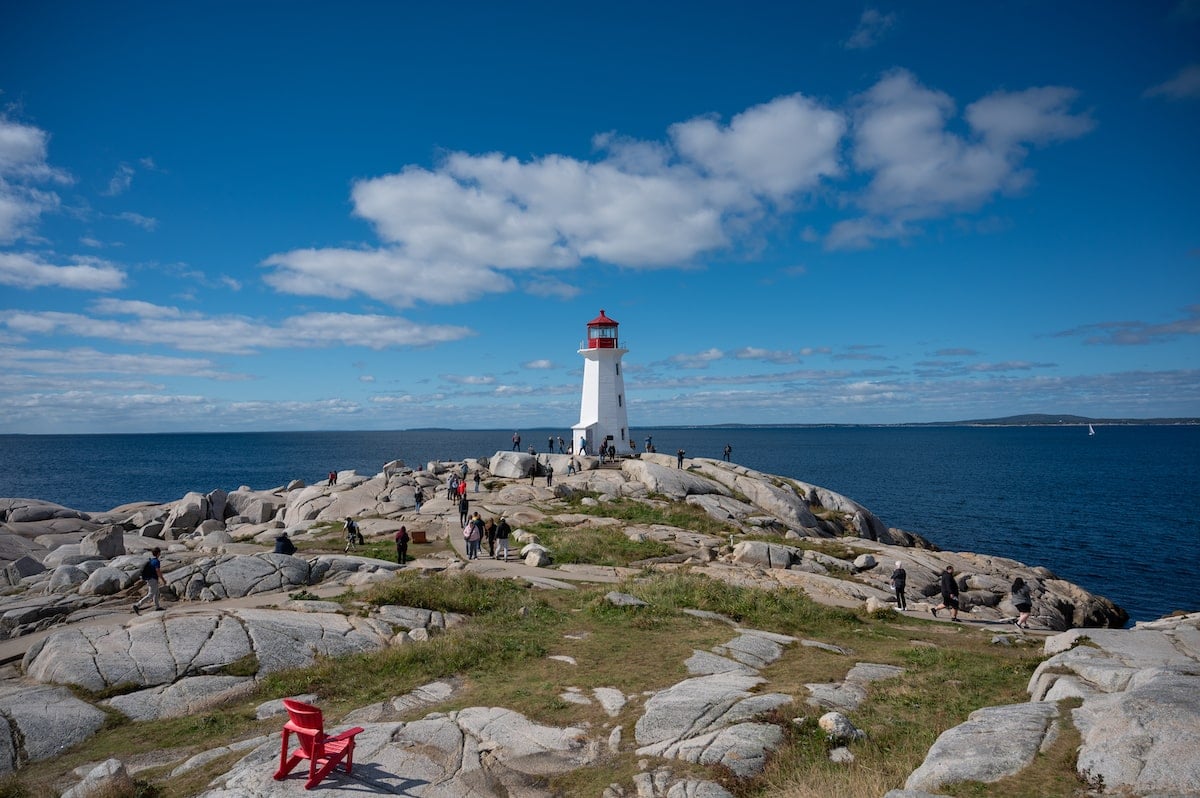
top-left (572, 310), bottom-right (630, 457)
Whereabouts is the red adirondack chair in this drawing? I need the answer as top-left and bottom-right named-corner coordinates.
top-left (273, 698), bottom-right (366, 789)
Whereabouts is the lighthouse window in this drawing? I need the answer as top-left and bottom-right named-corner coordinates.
top-left (615, 363), bottom-right (620, 375)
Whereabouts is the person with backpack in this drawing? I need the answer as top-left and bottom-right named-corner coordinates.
top-left (133, 547), bottom-right (165, 614)
top-left (344, 517), bottom-right (362, 552)
top-left (458, 495), bottom-right (470, 527)
top-left (395, 526), bottom-right (410, 564)
top-left (495, 517), bottom-right (511, 562)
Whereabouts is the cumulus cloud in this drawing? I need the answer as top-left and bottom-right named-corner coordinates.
top-left (0, 252), bottom-right (126, 290)
top-left (1144, 64), bottom-right (1200, 100)
top-left (0, 116), bottom-right (72, 242)
top-left (523, 359), bottom-right (556, 369)
top-left (263, 93), bottom-right (847, 306)
top-left (834, 70), bottom-right (1093, 249)
top-left (845, 8), bottom-right (897, 50)
top-left (0, 302), bottom-right (474, 355)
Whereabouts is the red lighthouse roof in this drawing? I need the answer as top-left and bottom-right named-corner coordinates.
top-left (587, 309), bottom-right (619, 327)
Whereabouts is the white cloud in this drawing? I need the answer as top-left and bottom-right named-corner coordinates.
top-left (263, 247), bottom-right (513, 307)
top-left (669, 93), bottom-right (845, 198)
top-left (0, 345), bottom-right (239, 379)
top-left (104, 163), bottom-right (135, 196)
top-left (670, 347), bottom-right (726, 369)
top-left (834, 70), bottom-right (1093, 249)
top-left (845, 8), bottom-right (898, 50)
top-left (523, 359), bottom-right (556, 369)
top-left (442, 374), bottom-right (496, 385)
top-left (525, 277), bottom-right (580, 300)
top-left (0, 116), bottom-right (71, 242)
top-left (0, 303), bottom-right (475, 354)
top-left (0, 252), bottom-right (126, 290)
top-left (359, 374), bottom-right (375, 383)
top-left (1144, 64), bottom-right (1200, 100)
top-left (113, 210), bottom-right (157, 230)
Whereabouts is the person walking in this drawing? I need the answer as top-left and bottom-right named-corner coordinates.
top-left (473, 470), bottom-right (482, 493)
top-left (485, 517), bottom-right (497, 558)
top-left (723, 443), bottom-right (732, 462)
top-left (132, 547), bottom-right (165, 614)
top-left (558, 436), bottom-right (565, 453)
top-left (343, 517), bottom-right (361, 552)
top-left (458, 496), bottom-right (470, 527)
top-left (1011, 577), bottom-right (1033, 628)
top-left (395, 526), bottom-right (410, 565)
top-left (447, 475), bottom-right (458, 501)
top-left (931, 565), bottom-right (961, 621)
top-left (464, 512), bottom-right (483, 559)
top-left (413, 485), bottom-right (423, 514)
top-left (495, 516), bottom-right (511, 562)
top-left (889, 560), bottom-right (908, 610)
top-left (456, 477), bottom-right (467, 501)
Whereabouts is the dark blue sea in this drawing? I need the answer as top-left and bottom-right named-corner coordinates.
top-left (1, 426), bottom-right (1196, 625)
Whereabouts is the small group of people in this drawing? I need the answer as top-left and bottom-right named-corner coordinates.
top-left (462, 512), bottom-right (512, 560)
top-left (910, 564), bottom-right (1034, 628)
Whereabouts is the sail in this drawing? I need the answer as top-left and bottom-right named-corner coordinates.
top-left (1088, 424), bottom-right (1095, 436)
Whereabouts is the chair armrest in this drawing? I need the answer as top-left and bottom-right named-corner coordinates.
top-left (321, 726), bottom-right (366, 743)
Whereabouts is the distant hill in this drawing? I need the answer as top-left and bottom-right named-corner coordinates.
top-left (948, 414), bottom-right (1199, 427)
top-left (685, 415), bottom-right (1199, 429)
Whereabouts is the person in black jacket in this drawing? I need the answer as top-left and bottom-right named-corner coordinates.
top-left (931, 565), bottom-right (960, 621)
top-left (273, 532), bottom-right (296, 556)
top-left (889, 560), bottom-right (907, 610)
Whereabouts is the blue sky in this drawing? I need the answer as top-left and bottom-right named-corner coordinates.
top-left (1, 1), bottom-right (1197, 434)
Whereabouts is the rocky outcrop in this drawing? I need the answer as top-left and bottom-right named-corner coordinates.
top-left (0, 683), bottom-right (107, 773)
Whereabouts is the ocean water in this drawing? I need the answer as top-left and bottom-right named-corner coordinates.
top-left (1, 425), bottom-right (1196, 624)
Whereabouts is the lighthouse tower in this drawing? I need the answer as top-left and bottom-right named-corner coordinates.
top-left (571, 310), bottom-right (630, 457)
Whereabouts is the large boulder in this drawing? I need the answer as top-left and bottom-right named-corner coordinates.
top-left (620, 459), bottom-right (727, 500)
top-left (79, 525), bottom-right (126, 559)
top-left (0, 683), bottom-right (107, 774)
top-left (489, 451), bottom-right (535, 479)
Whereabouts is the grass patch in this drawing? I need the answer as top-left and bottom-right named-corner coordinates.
top-left (526, 521), bottom-right (675, 566)
top-left (563, 496), bottom-right (738, 538)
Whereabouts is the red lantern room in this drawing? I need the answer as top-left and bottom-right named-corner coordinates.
top-left (585, 309), bottom-right (619, 349)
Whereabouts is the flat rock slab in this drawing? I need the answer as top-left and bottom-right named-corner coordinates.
top-left (23, 608), bottom-right (395, 692)
top-left (104, 675), bottom-right (257, 721)
top-left (904, 702), bottom-right (1058, 792)
top-left (0, 683), bottom-right (107, 773)
top-left (1072, 668), bottom-right (1200, 796)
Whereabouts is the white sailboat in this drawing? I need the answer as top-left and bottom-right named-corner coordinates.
top-left (1088, 424), bottom-right (1095, 436)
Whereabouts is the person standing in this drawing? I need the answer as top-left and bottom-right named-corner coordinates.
top-left (485, 517), bottom-right (497, 558)
top-left (458, 496), bottom-right (470, 527)
top-left (723, 443), bottom-right (732, 462)
top-left (512, 432), bottom-right (521, 451)
top-left (132, 547), bottom-right (165, 614)
top-left (548, 435), bottom-right (554, 453)
top-left (931, 565), bottom-right (960, 621)
top-left (558, 436), bottom-right (565, 453)
top-left (466, 512), bottom-right (483, 559)
top-left (677, 448), bottom-right (686, 468)
top-left (473, 470), bottom-right (482, 493)
top-left (889, 560), bottom-right (907, 610)
top-left (447, 475), bottom-right (458, 501)
top-left (395, 526), bottom-right (410, 565)
top-left (495, 517), bottom-right (511, 561)
top-left (413, 485), bottom-right (423, 514)
top-left (1011, 577), bottom-right (1033, 628)
top-left (456, 477), bottom-right (467, 501)
top-left (545, 461), bottom-right (554, 487)
top-left (645, 435), bottom-right (652, 452)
